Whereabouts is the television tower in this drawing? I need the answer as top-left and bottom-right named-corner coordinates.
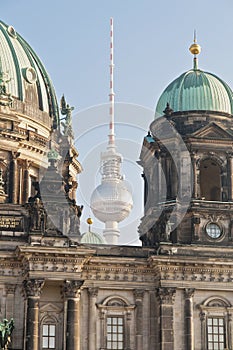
top-left (90, 18), bottom-right (133, 244)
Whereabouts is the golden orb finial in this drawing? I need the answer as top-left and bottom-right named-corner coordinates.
top-left (189, 42), bottom-right (201, 55)
top-left (189, 30), bottom-right (201, 56)
top-left (87, 217), bottom-right (93, 225)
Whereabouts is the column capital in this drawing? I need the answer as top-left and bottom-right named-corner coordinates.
top-left (157, 287), bottom-right (176, 304)
top-left (88, 287), bottom-right (99, 298)
top-left (63, 280), bottom-right (84, 299)
top-left (5, 284), bottom-right (16, 295)
top-left (184, 288), bottom-right (195, 299)
top-left (24, 159), bottom-right (32, 170)
top-left (11, 151), bottom-right (20, 160)
top-left (133, 289), bottom-right (145, 300)
top-left (226, 151), bottom-right (233, 159)
top-left (199, 311), bottom-right (206, 322)
top-left (23, 279), bottom-right (44, 298)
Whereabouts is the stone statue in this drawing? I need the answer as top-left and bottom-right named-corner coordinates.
top-left (60, 95), bottom-right (74, 138)
top-left (25, 197), bottom-right (47, 233)
top-left (0, 318), bottom-right (14, 350)
top-left (69, 200), bottom-right (83, 235)
top-left (0, 58), bottom-right (13, 107)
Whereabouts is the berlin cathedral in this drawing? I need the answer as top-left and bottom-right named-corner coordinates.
top-left (0, 17), bottom-right (233, 350)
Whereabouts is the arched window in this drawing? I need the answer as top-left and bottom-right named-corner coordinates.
top-left (41, 316), bottom-right (57, 349)
top-left (97, 296), bottom-right (135, 350)
top-left (199, 296), bottom-right (232, 349)
top-left (200, 159), bottom-right (221, 201)
top-left (39, 303), bottom-right (63, 350)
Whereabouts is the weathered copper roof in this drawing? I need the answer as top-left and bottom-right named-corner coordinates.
top-left (156, 69), bottom-right (233, 116)
top-left (0, 20), bottom-right (59, 127)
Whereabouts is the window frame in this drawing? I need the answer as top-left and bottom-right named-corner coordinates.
top-left (42, 323), bottom-right (56, 349)
top-left (206, 316), bottom-right (226, 349)
top-left (199, 296), bottom-right (233, 350)
top-left (97, 296), bottom-right (135, 350)
top-left (106, 315), bottom-right (124, 350)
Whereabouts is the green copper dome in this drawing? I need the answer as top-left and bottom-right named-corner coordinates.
top-left (81, 230), bottom-right (107, 245)
top-left (0, 20), bottom-right (59, 128)
top-left (156, 68), bottom-right (233, 116)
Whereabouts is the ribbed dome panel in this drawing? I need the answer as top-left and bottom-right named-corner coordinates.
top-left (156, 69), bottom-right (233, 116)
top-left (0, 20), bottom-right (59, 126)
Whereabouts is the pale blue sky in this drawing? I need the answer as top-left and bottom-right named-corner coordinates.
top-left (2, 1), bottom-right (233, 244)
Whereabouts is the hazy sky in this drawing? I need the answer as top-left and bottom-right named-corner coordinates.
top-left (2, 1), bottom-right (233, 244)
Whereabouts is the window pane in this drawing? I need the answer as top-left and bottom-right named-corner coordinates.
top-left (49, 337), bottom-right (55, 348)
top-left (43, 325), bottom-right (48, 336)
top-left (49, 325), bottom-right (55, 336)
top-left (219, 319), bottom-right (223, 325)
top-left (43, 337), bottom-right (48, 347)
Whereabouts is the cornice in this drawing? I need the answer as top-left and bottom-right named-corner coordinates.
top-left (149, 255), bottom-right (233, 286)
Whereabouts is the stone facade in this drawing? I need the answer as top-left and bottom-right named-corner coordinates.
top-left (1, 18), bottom-right (233, 350)
top-left (2, 240), bottom-right (233, 349)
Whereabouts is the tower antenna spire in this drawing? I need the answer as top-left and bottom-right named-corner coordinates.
top-left (90, 18), bottom-right (133, 245)
top-left (108, 17), bottom-right (115, 150)
top-left (194, 29), bottom-right (197, 43)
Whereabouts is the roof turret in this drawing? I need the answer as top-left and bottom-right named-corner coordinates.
top-left (156, 36), bottom-right (233, 116)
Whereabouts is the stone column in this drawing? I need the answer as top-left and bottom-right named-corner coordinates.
top-left (170, 154), bottom-right (178, 200)
top-left (184, 288), bottom-right (195, 350)
top-left (199, 311), bottom-right (206, 350)
top-left (88, 287), bottom-right (98, 350)
top-left (5, 284), bottom-right (16, 319)
top-left (9, 151), bottom-right (19, 203)
top-left (157, 287), bottom-right (176, 350)
top-left (23, 279), bottom-right (45, 350)
top-left (23, 160), bottom-right (30, 203)
top-left (134, 289), bottom-right (144, 350)
top-left (227, 153), bottom-right (233, 201)
top-left (191, 152), bottom-right (198, 199)
top-left (63, 280), bottom-right (83, 350)
top-left (227, 313), bottom-right (232, 350)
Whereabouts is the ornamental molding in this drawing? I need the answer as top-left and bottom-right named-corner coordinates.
top-left (5, 284), bottom-right (16, 295)
top-left (157, 287), bottom-right (176, 304)
top-left (88, 287), bottom-right (99, 298)
top-left (23, 279), bottom-right (45, 298)
top-left (184, 288), bottom-right (195, 299)
top-left (133, 289), bottom-right (145, 300)
top-left (151, 261), bottom-right (233, 284)
top-left (63, 280), bottom-right (84, 299)
top-left (81, 270), bottom-right (154, 283)
top-left (17, 248), bottom-right (94, 276)
top-left (0, 257), bottom-right (22, 277)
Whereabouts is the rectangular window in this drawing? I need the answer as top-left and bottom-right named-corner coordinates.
top-left (207, 317), bottom-right (226, 350)
top-left (42, 324), bottom-right (56, 349)
top-left (106, 316), bottom-right (124, 349)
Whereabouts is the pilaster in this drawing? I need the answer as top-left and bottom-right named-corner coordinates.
top-left (184, 288), bottom-right (195, 350)
top-left (134, 289), bottom-right (144, 350)
top-left (157, 287), bottom-right (176, 350)
top-left (88, 287), bottom-right (98, 350)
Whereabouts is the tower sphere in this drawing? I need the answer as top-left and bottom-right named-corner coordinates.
top-left (90, 180), bottom-right (133, 223)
